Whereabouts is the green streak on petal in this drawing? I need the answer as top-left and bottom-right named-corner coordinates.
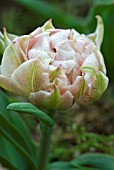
top-left (74, 76), bottom-right (85, 100)
top-left (30, 86), bottom-right (61, 110)
top-left (81, 66), bottom-right (95, 75)
top-left (90, 72), bottom-right (108, 102)
top-left (49, 67), bottom-right (62, 83)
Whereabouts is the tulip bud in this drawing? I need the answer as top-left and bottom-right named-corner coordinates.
top-left (0, 16), bottom-right (108, 110)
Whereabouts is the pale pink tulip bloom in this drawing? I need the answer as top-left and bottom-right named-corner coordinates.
top-left (0, 16), bottom-right (108, 110)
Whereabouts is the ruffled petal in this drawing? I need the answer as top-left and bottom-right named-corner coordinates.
top-left (52, 60), bottom-right (75, 74)
top-left (50, 29), bottom-right (70, 49)
top-left (81, 53), bottom-right (99, 74)
top-left (11, 59), bottom-right (49, 96)
top-left (77, 71), bottom-right (109, 105)
top-left (31, 32), bottom-right (51, 52)
top-left (29, 85), bottom-right (61, 109)
top-left (55, 40), bottom-right (76, 60)
top-left (1, 45), bottom-right (21, 78)
top-left (0, 75), bottom-right (26, 96)
top-left (58, 91), bottom-right (74, 110)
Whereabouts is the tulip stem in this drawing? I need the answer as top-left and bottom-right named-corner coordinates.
top-left (37, 116), bottom-right (54, 170)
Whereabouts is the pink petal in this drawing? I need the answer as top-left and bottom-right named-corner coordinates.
top-left (81, 53), bottom-right (99, 73)
top-left (29, 85), bottom-right (61, 109)
top-left (55, 40), bottom-right (76, 61)
top-left (50, 29), bottom-right (70, 48)
top-left (30, 27), bottom-right (42, 37)
top-left (31, 32), bottom-right (51, 52)
top-left (0, 75), bottom-right (26, 97)
top-left (58, 91), bottom-right (74, 110)
top-left (52, 60), bottom-right (75, 74)
top-left (11, 59), bottom-right (49, 96)
top-left (1, 45), bottom-right (21, 78)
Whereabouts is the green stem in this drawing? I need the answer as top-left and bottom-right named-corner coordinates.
top-left (37, 124), bottom-right (53, 170)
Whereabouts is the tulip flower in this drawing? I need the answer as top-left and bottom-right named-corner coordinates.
top-left (0, 16), bottom-right (108, 110)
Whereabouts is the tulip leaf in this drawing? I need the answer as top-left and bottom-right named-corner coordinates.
top-left (71, 153), bottom-right (114, 170)
top-left (0, 90), bottom-right (36, 155)
top-left (0, 127), bottom-right (37, 169)
top-left (0, 135), bottom-right (30, 170)
top-left (48, 161), bottom-right (99, 170)
top-left (7, 102), bottom-right (55, 127)
top-left (0, 113), bottom-right (35, 157)
top-left (0, 90), bottom-right (37, 169)
top-left (48, 161), bottom-right (76, 170)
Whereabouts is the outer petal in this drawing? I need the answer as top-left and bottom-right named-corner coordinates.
top-left (29, 85), bottom-right (61, 109)
top-left (1, 45), bottom-right (20, 78)
top-left (89, 71), bottom-right (109, 102)
top-left (11, 59), bottom-right (49, 96)
top-left (58, 91), bottom-right (74, 110)
top-left (0, 75), bottom-right (26, 97)
top-left (87, 15), bottom-right (104, 50)
top-left (81, 53), bottom-right (99, 74)
top-left (77, 71), bottom-right (108, 105)
top-left (29, 86), bottom-right (74, 110)
top-left (93, 46), bottom-right (106, 74)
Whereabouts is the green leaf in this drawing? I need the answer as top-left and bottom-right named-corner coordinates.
top-left (48, 161), bottom-right (77, 170)
top-left (7, 102), bottom-right (55, 127)
top-left (71, 153), bottom-right (114, 170)
top-left (0, 90), bottom-right (37, 169)
top-left (0, 113), bottom-right (35, 156)
top-left (0, 135), bottom-right (30, 170)
top-left (0, 127), bottom-right (37, 169)
top-left (0, 90), bottom-right (36, 155)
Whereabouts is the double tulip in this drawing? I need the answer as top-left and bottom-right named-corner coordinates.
top-left (0, 16), bottom-right (108, 110)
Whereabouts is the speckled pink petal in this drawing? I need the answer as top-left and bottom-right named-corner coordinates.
top-left (0, 75), bottom-right (27, 97)
top-left (32, 32), bottom-right (51, 52)
top-left (50, 29), bottom-right (70, 49)
top-left (93, 46), bottom-right (106, 74)
top-left (52, 60), bottom-right (75, 74)
top-left (68, 76), bottom-right (85, 98)
top-left (30, 27), bottom-right (42, 37)
top-left (81, 53), bottom-right (99, 74)
top-left (55, 40), bottom-right (76, 61)
top-left (11, 59), bottom-right (49, 96)
top-left (58, 91), bottom-right (74, 110)
top-left (28, 49), bottom-right (51, 67)
top-left (29, 85), bottom-right (61, 109)
top-left (1, 45), bottom-right (21, 78)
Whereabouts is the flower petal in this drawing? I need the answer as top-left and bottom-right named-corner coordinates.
top-left (87, 15), bottom-right (104, 50)
top-left (1, 45), bottom-right (21, 78)
top-left (58, 91), bottom-right (74, 110)
top-left (81, 53), bottom-right (99, 74)
top-left (55, 40), bottom-right (76, 60)
top-left (52, 60), bottom-right (75, 74)
top-left (31, 32), bottom-right (51, 52)
top-left (0, 75), bottom-right (26, 96)
top-left (29, 85), bottom-right (61, 109)
top-left (11, 59), bottom-right (49, 96)
top-left (50, 29), bottom-right (70, 49)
